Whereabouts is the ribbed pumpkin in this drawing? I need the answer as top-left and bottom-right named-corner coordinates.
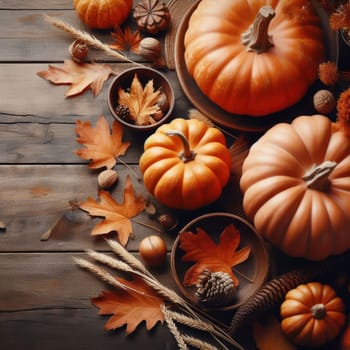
top-left (73, 0), bottom-right (132, 30)
top-left (139, 118), bottom-right (231, 210)
top-left (280, 282), bottom-right (346, 347)
top-left (184, 0), bottom-right (325, 116)
top-left (240, 115), bottom-right (350, 260)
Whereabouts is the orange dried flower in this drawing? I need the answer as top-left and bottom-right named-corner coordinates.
top-left (109, 26), bottom-right (142, 53)
top-left (318, 61), bottom-right (339, 86)
top-left (336, 87), bottom-right (350, 137)
top-left (330, 2), bottom-right (350, 30)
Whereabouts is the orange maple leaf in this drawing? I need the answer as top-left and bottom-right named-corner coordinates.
top-left (37, 59), bottom-right (113, 97)
top-left (179, 224), bottom-right (251, 287)
top-left (91, 275), bottom-right (165, 334)
top-left (75, 115), bottom-right (130, 170)
top-left (109, 26), bottom-right (142, 53)
top-left (79, 175), bottom-right (145, 246)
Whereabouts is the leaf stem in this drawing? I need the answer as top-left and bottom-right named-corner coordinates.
top-left (131, 218), bottom-right (162, 232)
top-left (117, 156), bottom-right (141, 181)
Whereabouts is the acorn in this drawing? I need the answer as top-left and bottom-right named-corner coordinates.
top-left (97, 169), bottom-right (118, 189)
top-left (157, 213), bottom-right (178, 231)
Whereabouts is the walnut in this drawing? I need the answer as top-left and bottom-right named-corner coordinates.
top-left (133, 0), bottom-right (170, 34)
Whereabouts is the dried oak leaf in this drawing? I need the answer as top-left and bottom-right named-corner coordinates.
top-left (37, 59), bottom-right (113, 97)
top-left (253, 316), bottom-right (296, 350)
top-left (75, 115), bottom-right (130, 170)
top-left (179, 224), bottom-right (251, 287)
top-left (109, 26), bottom-right (142, 53)
top-left (118, 73), bottom-right (161, 125)
top-left (79, 175), bottom-right (145, 246)
top-left (92, 275), bottom-right (165, 334)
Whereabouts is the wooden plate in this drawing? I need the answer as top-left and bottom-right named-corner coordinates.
top-left (170, 213), bottom-right (270, 312)
top-left (174, 0), bottom-right (337, 132)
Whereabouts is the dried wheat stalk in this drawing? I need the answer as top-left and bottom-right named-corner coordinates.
top-left (44, 15), bottom-right (139, 65)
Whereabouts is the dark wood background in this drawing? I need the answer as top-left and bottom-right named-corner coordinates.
top-left (1, 1), bottom-right (348, 350)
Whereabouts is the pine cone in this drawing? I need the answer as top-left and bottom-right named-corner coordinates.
top-left (195, 269), bottom-right (237, 306)
top-left (114, 105), bottom-right (131, 122)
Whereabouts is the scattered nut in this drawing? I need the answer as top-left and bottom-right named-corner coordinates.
top-left (69, 39), bottom-right (88, 62)
top-left (157, 213), bottom-right (177, 231)
top-left (138, 37), bottom-right (165, 68)
top-left (313, 89), bottom-right (336, 114)
top-left (98, 169), bottom-right (118, 189)
top-left (157, 92), bottom-right (169, 112)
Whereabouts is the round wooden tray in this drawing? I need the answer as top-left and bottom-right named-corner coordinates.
top-left (170, 213), bottom-right (270, 312)
top-left (174, 0), bottom-right (336, 132)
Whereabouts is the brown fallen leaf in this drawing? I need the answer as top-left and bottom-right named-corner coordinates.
top-left (253, 315), bottom-right (296, 350)
top-left (37, 59), bottom-right (113, 97)
top-left (75, 115), bottom-right (130, 170)
top-left (118, 73), bottom-right (161, 125)
top-left (79, 175), bottom-right (145, 246)
top-left (179, 224), bottom-right (251, 287)
top-left (91, 275), bottom-right (165, 334)
top-left (109, 26), bottom-right (142, 53)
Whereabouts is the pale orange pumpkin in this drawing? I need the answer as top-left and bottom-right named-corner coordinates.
top-left (139, 118), bottom-right (231, 210)
top-left (280, 282), bottom-right (346, 347)
top-left (73, 0), bottom-right (132, 30)
top-left (184, 0), bottom-right (325, 116)
top-left (240, 115), bottom-right (350, 260)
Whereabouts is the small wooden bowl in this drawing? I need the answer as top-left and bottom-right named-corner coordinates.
top-left (170, 212), bottom-right (270, 311)
top-left (107, 67), bottom-right (175, 132)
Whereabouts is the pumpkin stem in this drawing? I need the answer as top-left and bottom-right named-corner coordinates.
top-left (303, 160), bottom-right (337, 190)
top-left (241, 5), bottom-right (275, 54)
top-left (311, 303), bottom-right (326, 320)
top-left (166, 131), bottom-right (196, 162)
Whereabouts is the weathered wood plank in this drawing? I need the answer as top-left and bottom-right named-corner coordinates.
top-left (0, 164), bottom-right (205, 252)
top-left (0, 8), bottom-right (151, 62)
top-left (0, 252), bottom-right (178, 350)
top-left (0, 121), bottom-right (145, 164)
top-left (0, 1), bottom-right (73, 9)
top-left (0, 164), bottom-right (240, 252)
top-left (0, 63), bottom-right (190, 123)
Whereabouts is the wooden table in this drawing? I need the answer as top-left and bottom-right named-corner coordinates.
top-left (1, 2), bottom-right (348, 350)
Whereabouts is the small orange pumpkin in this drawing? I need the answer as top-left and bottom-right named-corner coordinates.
top-left (240, 115), bottom-right (350, 260)
top-left (340, 316), bottom-right (350, 350)
top-left (139, 118), bottom-right (231, 210)
top-left (73, 0), bottom-right (132, 29)
top-left (184, 0), bottom-right (325, 116)
top-left (280, 282), bottom-right (346, 347)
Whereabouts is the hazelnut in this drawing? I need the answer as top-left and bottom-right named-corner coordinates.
top-left (313, 90), bottom-right (336, 114)
top-left (97, 169), bottom-right (118, 189)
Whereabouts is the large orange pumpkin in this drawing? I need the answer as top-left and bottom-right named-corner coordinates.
top-left (73, 0), bottom-right (132, 30)
top-left (139, 118), bottom-right (231, 210)
top-left (240, 115), bottom-right (350, 260)
top-left (280, 282), bottom-right (346, 347)
top-left (184, 0), bottom-right (325, 116)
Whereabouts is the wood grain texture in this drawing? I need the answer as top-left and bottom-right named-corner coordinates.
top-left (0, 252), bottom-right (178, 350)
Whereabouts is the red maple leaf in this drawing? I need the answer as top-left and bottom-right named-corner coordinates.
top-left (92, 275), bottom-right (165, 334)
top-left (179, 224), bottom-right (251, 286)
top-left (75, 115), bottom-right (130, 170)
top-left (79, 175), bottom-right (145, 246)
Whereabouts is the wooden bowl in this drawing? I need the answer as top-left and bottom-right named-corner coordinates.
top-left (170, 212), bottom-right (270, 312)
top-left (107, 67), bottom-right (175, 132)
